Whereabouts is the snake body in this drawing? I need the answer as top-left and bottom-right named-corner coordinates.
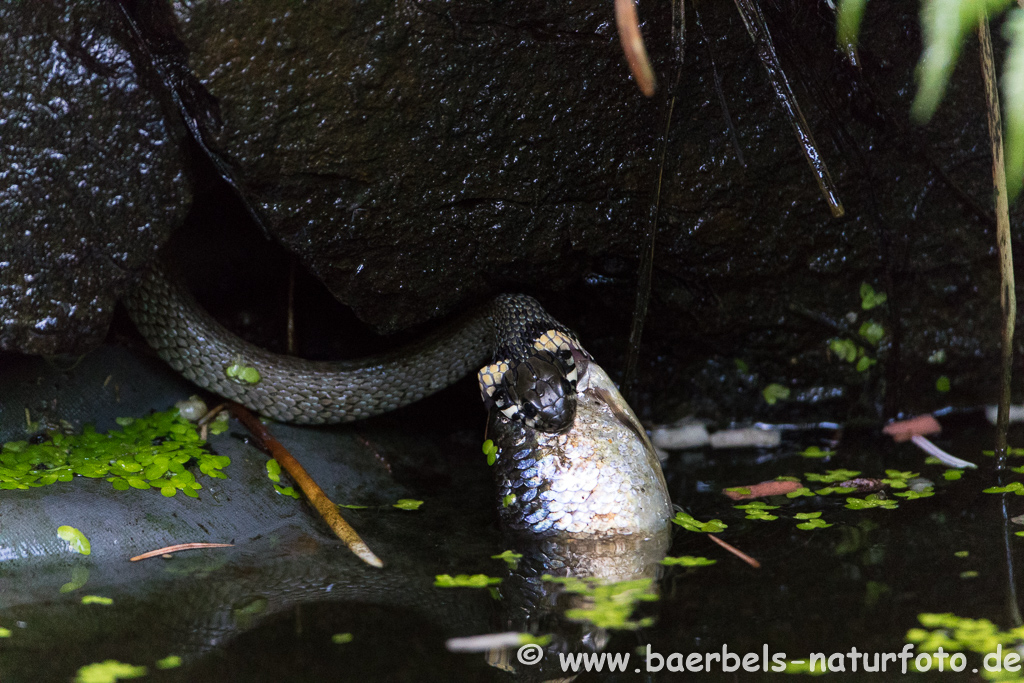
top-left (125, 263), bottom-right (672, 536)
top-left (125, 265), bottom-right (575, 424)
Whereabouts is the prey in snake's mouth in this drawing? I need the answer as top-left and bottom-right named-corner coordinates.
top-left (477, 330), bottom-right (589, 434)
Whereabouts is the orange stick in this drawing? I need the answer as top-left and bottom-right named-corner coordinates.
top-left (708, 533), bottom-right (761, 569)
top-left (227, 403), bottom-right (384, 568)
top-left (130, 542), bottom-right (234, 562)
top-left (615, 0), bottom-right (657, 96)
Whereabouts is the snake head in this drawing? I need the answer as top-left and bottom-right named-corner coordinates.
top-left (490, 349), bottom-right (578, 433)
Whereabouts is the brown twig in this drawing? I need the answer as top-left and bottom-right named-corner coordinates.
top-left (978, 11), bottom-right (1016, 458)
top-left (708, 533), bottom-right (761, 569)
top-left (227, 402), bottom-right (384, 568)
top-left (615, 0), bottom-right (656, 96)
top-left (130, 542), bottom-right (234, 562)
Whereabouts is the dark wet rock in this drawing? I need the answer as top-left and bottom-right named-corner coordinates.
top-left (0, 1), bottom-right (191, 355)
top-left (2, 0), bottom-right (1020, 422)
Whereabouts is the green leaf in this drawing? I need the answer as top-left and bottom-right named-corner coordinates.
top-left (859, 282), bottom-right (888, 310)
top-left (762, 383), bottom-right (790, 405)
top-left (491, 550), bottom-right (523, 568)
top-left (786, 487), bottom-right (816, 498)
top-left (858, 321), bottom-right (885, 345)
top-left (331, 633), bottom-right (354, 644)
top-left (944, 469), bottom-right (963, 480)
top-left (804, 469), bottom-right (860, 483)
top-left (912, 0), bottom-right (1013, 122)
top-left (895, 488), bottom-right (935, 499)
top-left (845, 494), bottom-right (899, 510)
top-left (265, 459), bottom-right (282, 483)
top-left (1005, 9), bottom-right (1024, 201)
top-left (670, 511), bottom-right (727, 533)
top-left (273, 484), bottom-right (301, 499)
top-left (800, 446), bottom-right (837, 459)
top-left (224, 363), bottom-right (261, 384)
top-left (393, 498), bottom-right (423, 510)
top-left (434, 574), bottom-right (502, 588)
top-left (502, 494), bottom-right (515, 508)
top-left (936, 375), bottom-right (951, 392)
top-left (856, 356), bottom-right (877, 372)
top-left (57, 526), bottom-right (91, 556)
top-left (796, 518), bottom-right (832, 530)
top-left (73, 660), bottom-right (147, 683)
top-left (983, 481), bottom-right (1024, 494)
top-left (482, 439), bottom-right (497, 466)
top-left (660, 556), bottom-right (717, 567)
top-left (81, 595), bottom-right (113, 606)
top-left (829, 337), bottom-right (858, 362)
top-left (155, 656), bottom-right (181, 670)
top-left (794, 512), bottom-right (823, 519)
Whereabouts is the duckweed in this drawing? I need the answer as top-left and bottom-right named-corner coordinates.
top-left (881, 470), bottom-right (918, 489)
top-left (1, 409), bottom-right (229, 497)
top-left (0, 628), bottom-right (10, 638)
top-left (273, 484), bottom-right (300, 499)
top-left (762, 383), bottom-right (790, 405)
top-left (670, 512), bottom-right (727, 533)
top-left (895, 488), bottom-right (935, 500)
top-left (482, 439), bottom-right (497, 466)
top-left (74, 660), bottom-right (146, 683)
top-left (543, 576), bottom-right (658, 630)
top-left (983, 482), bottom-right (1024, 494)
top-left (57, 526), bottom-right (91, 555)
top-left (224, 363), bottom-right (261, 384)
top-left (845, 494), bottom-right (898, 510)
top-left (81, 595), bottom-right (113, 606)
top-left (786, 487), bottom-right (816, 498)
top-left (155, 656), bottom-right (181, 670)
top-left (907, 612), bottom-right (1024, 658)
top-left (393, 499), bottom-right (423, 510)
top-left (805, 469), bottom-right (860, 483)
top-left (660, 556), bottom-right (717, 567)
top-left (332, 633), bottom-right (354, 644)
top-left (60, 566), bottom-right (90, 594)
top-left (434, 574), bottom-right (502, 588)
top-left (794, 513), bottom-right (832, 530)
top-left (491, 550), bottom-right (523, 568)
top-left (944, 470), bottom-right (963, 480)
top-left (734, 502), bottom-right (779, 520)
top-left (860, 282), bottom-right (887, 309)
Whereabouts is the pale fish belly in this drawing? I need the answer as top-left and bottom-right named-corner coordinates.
top-left (492, 362), bottom-right (673, 536)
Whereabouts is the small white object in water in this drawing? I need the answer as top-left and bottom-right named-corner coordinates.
top-left (650, 419), bottom-right (710, 450)
top-left (174, 395), bottom-right (208, 422)
top-left (909, 434), bottom-right (977, 469)
top-left (446, 632), bottom-right (528, 653)
top-left (709, 427), bottom-right (782, 449)
top-left (984, 405), bottom-right (1024, 425)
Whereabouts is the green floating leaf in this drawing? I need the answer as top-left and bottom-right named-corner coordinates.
top-left (743, 510), bottom-right (779, 521)
top-left (786, 487), bottom-right (816, 498)
top-left (660, 556), bottom-right (717, 567)
top-left (482, 439), bottom-right (498, 466)
top-left (265, 459), bottom-right (282, 483)
top-left (273, 485), bottom-right (301, 499)
top-left (960, 570), bottom-right (979, 579)
top-left (670, 512), bottom-right (727, 533)
top-left (393, 498), bottom-right (423, 510)
top-left (800, 446), bottom-right (837, 459)
top-left (434, 574), bottom-right (502, 588)
top-left (859, 282), bottom-right (888, 310)
top-left (57, 526), bottom-right (91, 556)
top-left (74, 660), bottom-right (147, 683)
top-left (944, 469), bottom-right (963, 480)
top-left (895, 488), bottom-right (935, 500)
top-left (0, 627), bottom-right (10, 638)
top-left (761, 383), bottom-right (790, 406)
top-left (794, 512), bottom-right (823, 520)
top-left (224, 363), bottom-right (261, 384)
top-left (954, 550), bottom-right (970, 557)
top-left (60, 566), bottom-right (90, 594)
top-left (856, 356), bottom-right (877, 373)
top-left (796, 518), bottom-right (832, 530)
top-left (491, 550), bottom-right (522, 569)
top-left (155, 656), bottom-right (181, 670)
top-left (983, 481), bottom-right (1024, 494)
top-left (81, 595), bottom-right (113, 606)
top-left (724, 487), bottom-right (751, 495)
top-left (734, 358), bottom-right (750, 374)
top-left (518, 633), bottom-right (553, 646)
top-left (501, 494), bottom-right (515, 508)
top-left (337, 503), bottom-right (369, 509)
top-left (331, 633), bottom-right (354, 644)
top-left (936, 375), bottom-right (951, 393)
top-left (543, 576), bottom-right (658, 630)
top-left (733, 501), bottom-right (780, 510)
top-left (829, 338), bottom-right (858, 363)
top-left (805, 469), bottom-right (860, 483)
top-left (858, 321), bottom-right (885, 345)
top-left (845, 494), bottom-right (898, 510)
